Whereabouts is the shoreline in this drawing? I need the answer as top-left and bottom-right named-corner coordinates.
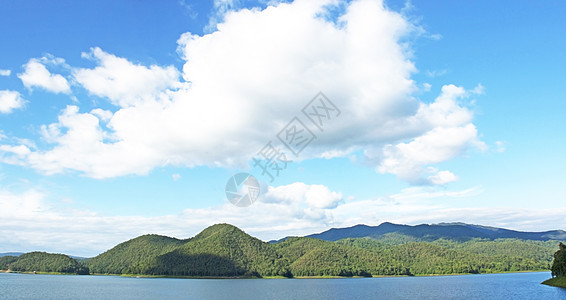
top-left (2, 269), bottom-right (550, 279)
top-left (542, 277), bottom-right (566, 288)
top-left (0, 270), bottom-right (83, 275)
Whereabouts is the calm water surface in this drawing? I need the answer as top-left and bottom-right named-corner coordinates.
top-left (1, 272), bottom-right (564, 299)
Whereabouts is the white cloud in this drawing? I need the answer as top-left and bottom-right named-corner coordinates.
top-left (1, 0), bottom-right (484, 184)
top-left (0, 145), bottom-right (31, 156)
top-left (1, 184), bottom-right (564, 257)
top-left (427, 169), bottom-right (458, 185)
top-left (0, 90), bottom-right (26, 113)
top-left (263, 182), bottom-right (343, 209)
top-left (25, 105), bottom-right (161, 178)
top-left (369, 84), bottom-right (485, 184)
top-left (0, 182), bottom-right (343, 256)
top-left (74, 47), bottom-right (180, 108)
top-left (172, 173), bottom-right (181, 181)
top-left (18, 57), bottom-right (71, 94)
top-left (0, 69), bottom-right (11, 76)
top-left (89, 108), bottom-right (113, 122)
top-left (205, 0), bottom-right (240, 33)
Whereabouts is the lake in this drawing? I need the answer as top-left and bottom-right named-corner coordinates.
top-left (1, 272), bottom-right (565, 299)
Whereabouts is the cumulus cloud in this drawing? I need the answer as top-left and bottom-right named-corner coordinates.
top-left (18, 57), bottom-right (71, 94)
top-left (25, 105), bottom-right (162, 178)
top-left (1, 0), bottom-right (484, 184)
top-left (369, 84), bottom-right (485, 184)
top-left (0, 69), bottom-right (11, 76)
top-left (263, 182), bottom-right (343, 209)
top-left (0, 90), bottom-right (26, 113)
top-left (74, 47), bottom-right (181, 107)
top-left (1, 184), bottom-right (564, 257)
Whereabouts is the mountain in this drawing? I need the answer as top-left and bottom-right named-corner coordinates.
top-left (304, 222), bottom-right (566, 242)
top-left (0, 252), bottom-right (23, 257)
top-left (144, 224), bottom-right (288, 277)
top-left (87, 234), bottom-right (187, 274)
top-left (2, 252), bottom-right (89, 274)
top-left (3, 223), bottom-right (564, 278)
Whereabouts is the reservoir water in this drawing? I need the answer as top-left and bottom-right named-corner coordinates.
top-left (1, 271), bottom-right (564, 299)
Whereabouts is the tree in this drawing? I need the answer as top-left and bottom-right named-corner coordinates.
top-left (551, 242), bottom-right (566, 277)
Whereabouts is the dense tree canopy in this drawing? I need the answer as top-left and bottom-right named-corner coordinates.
top-left (3, 252), bottom-right (88, 274)
top-left (4, 224), bottom-right (561, 278)
top-left (0, 256), bottom-right (18, 270)
top-left (87, 234), bottom-right (186, 274)
top-left (551, 242), bottom-right (566, 277)
top-left (81, 224), bottom-right (561, 277)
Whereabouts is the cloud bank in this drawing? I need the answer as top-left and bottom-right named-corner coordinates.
top-left (1, 184), bottom-right (563, 257)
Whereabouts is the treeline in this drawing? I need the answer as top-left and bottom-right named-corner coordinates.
top-left (1, 252), bottom-right (89, 275)
top-left (83, 224), bottom-right (561, 277)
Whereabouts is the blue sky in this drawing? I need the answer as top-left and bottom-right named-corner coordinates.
top-left (0, 0), bottom-right (565, 257)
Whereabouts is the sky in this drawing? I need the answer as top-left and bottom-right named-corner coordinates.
top-left (0, 0), bottom-right (565, 257)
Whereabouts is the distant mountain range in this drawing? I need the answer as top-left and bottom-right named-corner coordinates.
top-left (2, 222), bottom-right (564, 277)
top-left (301, 222), bottom-right (566, 242)
top-left (0, 252), bottom-right (23, 258)
top-left (0, 252), bottom-right (84, 260)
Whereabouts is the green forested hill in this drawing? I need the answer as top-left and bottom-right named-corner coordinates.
top-left (275, 237), bottom-right (387, 276)
top-left (87, 234), bottom-right (187, 274)
top-left (3, 224), bottom-right (561, 278)
top-left (144, 224), bottom-right (289, 276)
top-left (337, 237), bottom-right (554, 274)
top-left (0, 255), bottom-right (19, 270)
top-left (81, 224), bottom-right (560, 277)
top-left (4, 252), bottom-right (88, 274)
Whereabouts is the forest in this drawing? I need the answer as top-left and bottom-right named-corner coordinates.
top-left (1, 224), bottom-right (563, 278)
top-left (1, 252), bottom-right (89, 274)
